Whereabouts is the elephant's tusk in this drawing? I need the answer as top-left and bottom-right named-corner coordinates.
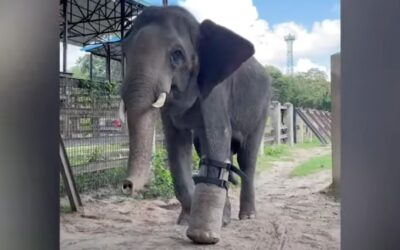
top-left (152, 92), bottom-right (167, 108)
top-left (118, 100), bottom-right (126, 123)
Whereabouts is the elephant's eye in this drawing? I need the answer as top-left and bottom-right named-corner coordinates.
top-left (170, 49), bottom-right (185, 69)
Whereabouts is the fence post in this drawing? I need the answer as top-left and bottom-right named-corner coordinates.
top-left (298, 115), bottom-right (304, 143)
top-left (284, 103), bottom-right (294, 146)
top-left (331, 52), bottom-right (341, 196)
top-left (272, 101), bottom-right (281, 145)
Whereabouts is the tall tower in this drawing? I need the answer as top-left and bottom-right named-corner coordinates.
top-left (284, 33), bottom-right (296, 74)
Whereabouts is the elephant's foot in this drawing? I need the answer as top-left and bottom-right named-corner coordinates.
top-left (239, 210), bottom-right (256, 220)
top-left (186, 183), bottom-right (226, 244)
top-left (121, 174), bottom-right (150, 195)
top-left (177, 210), bottom-right (190, 226)
top-left (122, 178), bottom-right (135, 195)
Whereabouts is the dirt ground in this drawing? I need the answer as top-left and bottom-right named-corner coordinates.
top-left (60, 146), bottom-right (339, 250)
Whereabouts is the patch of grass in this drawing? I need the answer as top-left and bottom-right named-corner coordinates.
top-left (256, 144), bottom-right (293, 172)
top-left (265, 144), bottom-right (292, 160)
top-left (291, 154), bottom-right (332, 177)
top-left (60, 204), bottom-right (73, 214)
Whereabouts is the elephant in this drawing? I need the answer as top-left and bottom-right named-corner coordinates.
top-left (118, 5), bottom-right (271, 244)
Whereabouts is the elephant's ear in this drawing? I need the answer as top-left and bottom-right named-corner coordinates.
top-left (197, 19), bottom-right (255, 98)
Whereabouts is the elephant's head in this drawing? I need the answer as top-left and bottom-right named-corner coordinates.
top-left (119, 6), bottom-right (254, 196)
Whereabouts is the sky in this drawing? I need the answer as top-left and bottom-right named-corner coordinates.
top-left (62, 0), bottom-right (340, 76)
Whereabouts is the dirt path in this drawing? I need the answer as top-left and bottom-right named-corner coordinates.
top-left (61, 146), bottom-right (339, 250)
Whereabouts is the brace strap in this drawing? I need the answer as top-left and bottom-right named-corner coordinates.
top-left (192, 158), bottom-right (248, 190)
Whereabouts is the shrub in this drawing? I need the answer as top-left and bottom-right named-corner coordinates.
top-left (139, 149), bottom-right (175, 200)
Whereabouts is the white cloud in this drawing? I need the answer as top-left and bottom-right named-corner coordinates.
top-left (179, 0), bottom-right (340, 75)
top-left (295, 58), bottom-right (327, 72)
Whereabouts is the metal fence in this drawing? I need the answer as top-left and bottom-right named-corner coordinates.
top-left (59, 76), bottom-right (168, 194)
top-left (60, 76), bottom-right (326, 195)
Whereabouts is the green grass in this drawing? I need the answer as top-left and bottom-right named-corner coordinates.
top-left (291, 154), bottom-right (332, 177)
top-left (256, 144), bottom-right (293, 173)
top-left (60, 204), bottom-right (73, 214)
top-left (294, 138), bottom-right (322, 149)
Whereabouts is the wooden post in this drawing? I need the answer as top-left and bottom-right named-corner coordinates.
top-left (298, 114), bottom-right (304, 143)
top-left (284, 103), bottom-right (294, 146)
top-left (331, 52), bottom-right (341, 195)
top-left (272, 101), bottom-right (281, 144)
top-left (60, 135), bottom-right (83, 213)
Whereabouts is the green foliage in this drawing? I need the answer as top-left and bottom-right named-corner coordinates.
top-left (69, 54), bottom-right (121, 99)
top-left (70, 54), bottom-right (122, 83)
top-left (139, 149), bottom-right (175, 200)
top-left (140, 149), bottom-right (203, 199)
top-left (66, 144), bottom-right (125, 166)
top-left (265, 66), bottom-right (331, 111)
top-left (256, 144), bottom-right (293, 173)
top-left (78, 78), bottom-right (119, 95)
top-left (66, 167), bottom-right (127, 193)
top-left (192, 150), bottom-right (200, 171)
top-left (291, 154), bottom-right (332, 176)
top-left (265, 144), bottom-right (292, 159)
top-left (60, 204), bottom-right (73, 214)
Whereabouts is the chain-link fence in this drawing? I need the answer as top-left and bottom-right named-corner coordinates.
top-left (60, 76), bottom-right (166, 196)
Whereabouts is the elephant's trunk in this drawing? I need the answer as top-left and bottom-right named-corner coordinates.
top-left (122, 108), bottom-right (155, 195)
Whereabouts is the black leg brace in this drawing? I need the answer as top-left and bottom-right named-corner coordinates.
top-left (192, 158), bottom-right (248, 190)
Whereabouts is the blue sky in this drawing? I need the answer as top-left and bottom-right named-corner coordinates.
top-left (148, 0), bottom-right (340, 29)
top-left (256, 0), bottom-right (339, 29)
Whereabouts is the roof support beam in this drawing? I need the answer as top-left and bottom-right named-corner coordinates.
top-left (63, 0), bottom-right (69, 73)
top-left (89, 53), bottom-right (93, 81)
top-left (120, 0), bottom-right (126, 80)
top-left (106, 44), bottom-right (111, 82)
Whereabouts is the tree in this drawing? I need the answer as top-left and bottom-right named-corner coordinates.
top-left (69, 54), bottom-right (122, 95)
top-left (265, 66), bottom-right (331, 111)
top-left (70, 54), bottom-right (122, 83)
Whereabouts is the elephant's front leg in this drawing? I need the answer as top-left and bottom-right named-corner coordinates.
top-left (162, 113), bottom-right (194, 225)
top-left (186, 93), bottom-right (232, 244)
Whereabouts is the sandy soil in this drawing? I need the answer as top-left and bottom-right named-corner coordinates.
top-left (60, 146), bottom-right (339, 250)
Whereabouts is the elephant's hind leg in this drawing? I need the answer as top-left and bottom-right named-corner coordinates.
top-left (237, 120), bottom-right (266, 220)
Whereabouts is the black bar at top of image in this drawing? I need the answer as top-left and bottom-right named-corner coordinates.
top-left (0, 0), bottom-right (60, 249)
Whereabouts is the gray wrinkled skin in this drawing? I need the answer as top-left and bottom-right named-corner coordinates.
top-left (120, 6), bottom-right (271, 244)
